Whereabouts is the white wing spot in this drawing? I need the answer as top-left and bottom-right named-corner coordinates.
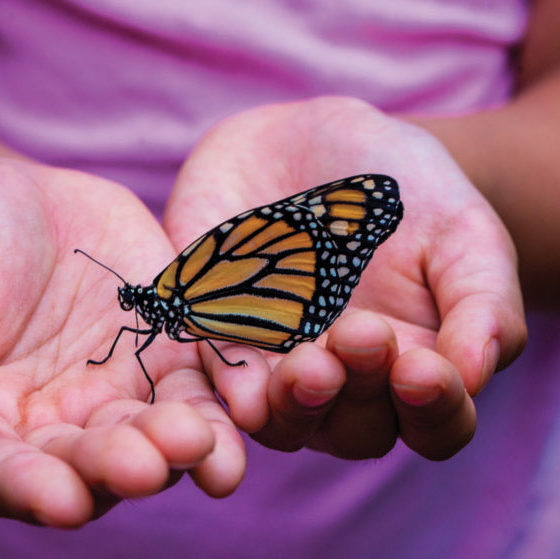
top-left (312, 204), bottom-right (327, 218)
top-left (330, 220), bottom-right (349, 236)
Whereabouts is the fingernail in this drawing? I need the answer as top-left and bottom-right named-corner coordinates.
top-left (293, 384), bottom-right (338, 408)
top-left (334, 344), bottom-right (389, 367)
top-left (393, 383), bottom-right (441, 406)
top-left (479, 338), bottom-right (500, 392)
top-left (170, 461), bottom-right (201, 470)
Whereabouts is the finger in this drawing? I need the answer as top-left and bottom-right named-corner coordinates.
top-left (428, 213), bottom-right (527, 395)
top-left (317, 311), bottom-right (399, 458)
top-left (252, 343), bottom-right (345, 452)
top-left (199, 341), bottom-right (271, 433)
top-left (391, 348), bottom-right (476, 460)
top-left (153, 369), bottom-right (247, 497)
top-left (437, 294), bottom-right (526, 395)
top-left (188, 420), bottom-right (246, 498)
top-left (77, 395), bottom-right (215, 470)
top-left (131, 402), bottom-right (215, 468)
top-left (38, 423), bottom-right (169, 498)
top-left (84, 368), bottom-right (248, 498)
top-left (327, 311), bottom-right (398, 399)
top-left (0, 438), bottom-right (93, 527)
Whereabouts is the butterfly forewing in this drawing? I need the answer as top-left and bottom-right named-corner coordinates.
top-left (152, 174), bottom-right (402, 352)
top-left (289, 174), bottom-right (403, 320)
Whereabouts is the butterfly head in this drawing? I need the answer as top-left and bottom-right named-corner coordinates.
top-left (118, 284), bottom-right (137, 312)
top-left (75, 249), bottom-right (141, 313)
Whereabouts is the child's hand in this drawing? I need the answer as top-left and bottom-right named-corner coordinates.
top-left (165, 97), bottom-right (527, 460)
top-left (0, 160), bottom-right (247, 527)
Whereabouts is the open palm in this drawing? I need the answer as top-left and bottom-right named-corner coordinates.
top-left (0, 161), bottom-right (246, 527)
top-left (0, 99), bottom-right (527, 526)
top-left (165, 97), bottom-right (527, 461)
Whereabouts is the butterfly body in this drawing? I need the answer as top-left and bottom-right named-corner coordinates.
top-left (79, 174), bottom-right (403, 402)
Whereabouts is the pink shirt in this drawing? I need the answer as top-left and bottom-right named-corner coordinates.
top-left (1, 0), bottom-right (526, 218)
top-left (4, 2), bottom-right (557, 559)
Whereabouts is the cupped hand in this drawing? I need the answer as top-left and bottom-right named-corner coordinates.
top-left (165, 97), bottom-right (527, 461)
top-left (0, 160), bottom-right (246, 527)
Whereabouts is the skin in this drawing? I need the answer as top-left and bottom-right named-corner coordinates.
top-left (0, 0), bottom-right (557, 529)
top-left (408, 0), bottom-right (560, 302)
top-left (166, 98), bottom-right (526, 462)
top-left (0, 162), bottom-right (246, 526)
top-left (1, 112), bottom-right (523, 529)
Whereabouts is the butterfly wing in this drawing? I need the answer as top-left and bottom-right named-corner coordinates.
top-left (287, 174), bottom-right (403, 319)
top-left (153, 174), bottom-right (403, 352)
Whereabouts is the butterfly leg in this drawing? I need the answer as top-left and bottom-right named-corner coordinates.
top-left (174, 335), bottom-right (247, 367)
top-left (87, 326), bottom-right (158, 403)
top-left (205, 339), bottom-right (247, 368)
top-left (87, 326), bottom-right (154, 367)
top-left (134, 331), bottom-right (158, 404)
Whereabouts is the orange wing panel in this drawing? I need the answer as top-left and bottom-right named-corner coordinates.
top-left (276, 251), bottom-right (316, 273)
top-left (184, 257), bottom-right (268, 300)
top-left (329, 203), bottom-right (366, 220)
top-left (191, 293), bottom-right (303, 330)
top-left (254, 273), bottom-right (315, 300)
top-left (156, 260), bottom-right (178, 299)
top-left (219, 216), bottom-right (268, 255)
top-left (325, 189), bottom-right (366, 203)
top-left (257, 232), bottom-right (313, 255)
top-left (179, 234), bottom-right (217, 285)
top-left (233, 221), bottom-right (295, 256)
top-left (186, 316), bottom-right (292, 347)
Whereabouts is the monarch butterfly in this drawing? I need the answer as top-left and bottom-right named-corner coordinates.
top-left (76, 174), bottom-right (403, 403)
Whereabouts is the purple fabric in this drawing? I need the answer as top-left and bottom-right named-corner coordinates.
top-left (3, 1), bottom-right (557, 558)
top-left (1, 0), bottom-right (526, 218)
top-left (2, 313), bottom-right (560, 558)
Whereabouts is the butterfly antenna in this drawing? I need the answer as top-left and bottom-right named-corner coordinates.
top-left (74, 249), bottom-right (128, 284)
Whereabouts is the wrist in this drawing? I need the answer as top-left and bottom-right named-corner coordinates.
top-left (0, 142), bottom-right (32, 162)
top-left (399, 111), bottom-right (499, 202)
